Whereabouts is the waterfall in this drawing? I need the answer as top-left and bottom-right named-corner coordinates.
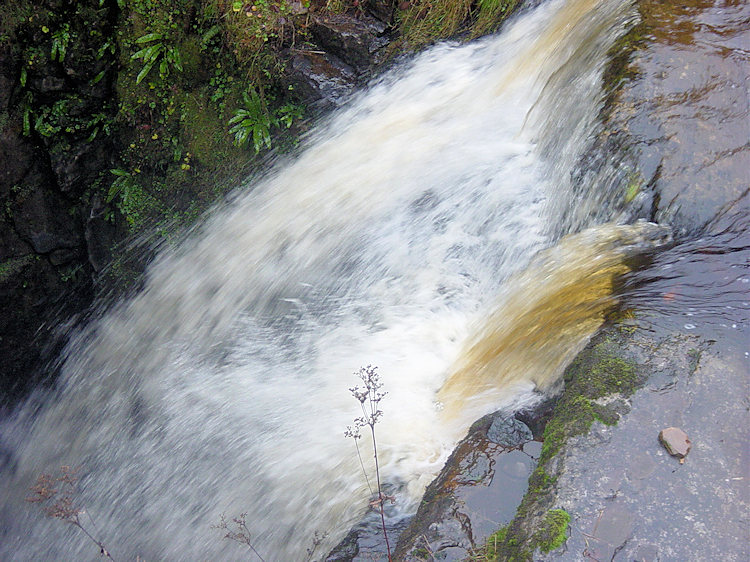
top-left (0, 0), bottom-right (652, 559)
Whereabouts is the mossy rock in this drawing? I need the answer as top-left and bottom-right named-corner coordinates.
top-left (474, 331), bottom-right (643, 560)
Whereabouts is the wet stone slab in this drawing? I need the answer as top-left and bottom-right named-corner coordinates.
top-left (538, 331), bottom-right (750, 562)
top-left (608, 0), bottom-right (750, 236)
top-left (392, 412), bottom-right (542, 560)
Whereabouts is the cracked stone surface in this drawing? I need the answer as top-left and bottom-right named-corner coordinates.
top-left (538, 335), bottom-right (749, 562)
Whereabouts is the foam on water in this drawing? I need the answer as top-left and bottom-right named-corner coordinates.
top-left (0, 0), bottom-right (640, 558)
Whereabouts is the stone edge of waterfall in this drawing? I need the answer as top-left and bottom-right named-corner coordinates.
top-left (391, 314), bottom-right (746, 561)
top-left (460, 322), bottom-right (647, 560)
top-left (386, 316), bottom-right (645, 560)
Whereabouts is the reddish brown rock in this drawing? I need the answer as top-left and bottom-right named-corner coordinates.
top-left (659, 427), bottom-right (692, 463)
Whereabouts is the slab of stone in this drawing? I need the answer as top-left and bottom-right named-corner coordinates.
top-left (392, 412), bottom-right (539, 560)
top-left (538, 333), bottom-right (750, 562)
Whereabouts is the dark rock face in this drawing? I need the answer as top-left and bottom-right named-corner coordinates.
top-left (310, 13), bottom-right (390, 72)
top-left (11, 184), bottom-right (82, 254)
top-left (0, 1), bottom-right (118, 401)
top-left (84, 194), bottom-right (116, 273)
top-left (367, 0), bottom-right (396, 25)
top-left (284, 7), bottom-right (394, 110)
top-left (393, 412), bottom-right (540, 560)
top-left (284, 50), bottom-right (358, 109)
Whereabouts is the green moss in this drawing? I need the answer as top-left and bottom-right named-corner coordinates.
top-left (536, 509), bottom-right (570, 553)
top-left (687, 348), bottom-right (701, 375)
top-left (481, 526), bottom-right (508, 559)
top-left (624, 172), bottom-right (642, 204)
top-left (0, 255), bottom-right (36, 283)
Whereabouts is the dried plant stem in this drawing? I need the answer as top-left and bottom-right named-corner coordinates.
top-left (26, 466), bottom-right (116, 561)
top-left (368, 420), bottom-right (392, 561)
top-left (353, 434), bottom-right (374, 496)
top-left (213, 513), bottom-right (265, 561)
top-left (347, 365), bottom-right (393, 562)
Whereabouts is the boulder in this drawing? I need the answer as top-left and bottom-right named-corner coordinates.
top-left (310, 13), bottom-right (389, 72)
top-left (284, 50), bottom-right (357, 108)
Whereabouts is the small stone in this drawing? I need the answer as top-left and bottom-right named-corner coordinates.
top-left (658, 427), bottom-right (691, 463)
top-left (487, 416), bottom-right (533, 448)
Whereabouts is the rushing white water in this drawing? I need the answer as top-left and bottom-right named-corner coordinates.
top-left (0, 0), bottom-right (645, 559)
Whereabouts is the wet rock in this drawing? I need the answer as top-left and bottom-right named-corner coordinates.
top-left (284, 50), bottom-right (357, 108)
top-left (0, 132), bottom-right (36, 196)
top-left (325, 510), bottom-right (408, 561)
top-left (600, 0), bottom-right (750, 235)
top-left (582, 502), bottom-right (634, 561)
top-left (630, 542), bottom-right (660, 562)
top-left (368, 1), bottom-right (395, 26)
top-left (515, 395), bottom-right (558, 439)
top-left (310, 13), bottom-right (389, 72)
top-left (392, 412), bottom-right (537, 560)
top-left (40, 75), bottom-right (66, 93)
top-left (326, 529), bottom-right (359, 560)
top-left (487, 415), bottom-right (533, 447)
top-left (658, 427), bottom-right (691, 463)
top-left (49, 248), bottom-right (81, 266)
top-left (50, 139), bottom-right (109, 193)
top-left (0, 47), bottom-right (15, 110)
top-left (12, 184), bottom-right (81, 254)
top-left (85, 195), bottom-right (116, 272)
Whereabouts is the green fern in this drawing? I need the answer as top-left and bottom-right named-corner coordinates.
top-left (131, 32), bottom-right (183, 84)
top-left (228, 88), bottom-right (274, 153)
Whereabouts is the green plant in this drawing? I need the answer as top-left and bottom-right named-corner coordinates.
top-left (131, 32), bottom-right (183, 84)
top-left (107, 168), bottom-right (160, 228)
top-left (107, 168), bottom-right (135, 203)
top-left (60, 264), bottom-right (84, 283)
top-left (50, 23), bottom-right (72, 62)
top-left (228, 87), bottom-right (273, 152)
top-left (276, 100), bottom-right (303, 128)
top-left (346, 365), bottom-right (394, 561)
top-left (21, 92), bottom-right (33, 137)
top-left (229, 88), bottom-right (304, 152)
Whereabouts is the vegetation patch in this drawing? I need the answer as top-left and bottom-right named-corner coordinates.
top-left (395, 0), bottom-right (520, 51)
top-left (0, 255), bottom-right (37, 283)
top-left (537, 509), bottom-right (570, 553)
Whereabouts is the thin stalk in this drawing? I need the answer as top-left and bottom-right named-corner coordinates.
top-left (73, 516), bottom-right (116, 561)
top-left (349, 365), bottom-right (393, 562)
top-left (353, 435), bottom-right (374, 496)
top-left (368, 422), bottom-right (391, 561)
